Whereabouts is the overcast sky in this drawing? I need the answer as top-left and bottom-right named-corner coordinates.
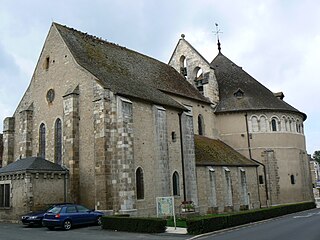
top-left (0, 0), bottom-right (319, 154)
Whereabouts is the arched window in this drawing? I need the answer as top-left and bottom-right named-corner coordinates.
top-left (285, 118), bottom-right (290, 132)
top-left (291, 119), bottom-right (295, 132)
top-left (193, 67), bottom-right (204, 94)
top-left (251, 116), bottom-right (259, 132)
top-left (198, 114), bottom-right (204, 135)
top-left (259, 116), bottom-right (267, 132)
top-left (281, 116), bottom-right (286, 132)
top-left (289, 119), bottom-right (292, 132)
top-left (136, 167), bottom-right (144, 200)
top-left (271, 119), bottom-right (277, 132)
top-left (172, 171), bottom-right (180, 196)
top-left (179, 56), bottom-right (187, 77)
top-left (54, 118), bottom-right (62, 165)
top-left (39, 123), bottom-right (46, 158)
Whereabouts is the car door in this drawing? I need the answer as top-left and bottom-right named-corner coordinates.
top-left (65, 205), bottom-right (81, 225)
top-left (76, 205), bottom-right (95, 224)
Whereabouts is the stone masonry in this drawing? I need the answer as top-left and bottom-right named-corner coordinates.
top-left (63, 86), bottom-right (80, 203)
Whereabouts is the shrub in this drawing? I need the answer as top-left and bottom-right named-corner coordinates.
top-left (187, 202), bottom-right (315, 235)
top-left (101, 216), bottom-right (167, 233)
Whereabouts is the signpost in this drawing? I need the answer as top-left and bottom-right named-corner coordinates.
top-left (156, 196), bottom-right (176, 229)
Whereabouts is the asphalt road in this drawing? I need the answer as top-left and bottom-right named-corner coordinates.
top-left (3, 208), bottom-right (320, 240)
top-left (0, 224), bottom-right (189, 240)
top-left (195, 208), bottom-right (320, 240)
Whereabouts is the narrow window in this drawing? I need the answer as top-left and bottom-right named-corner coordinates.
top-left (259, 175), bottom-right (264, 184)
top-left (136, 167), bottom-right (144, 200)
top-left (198, 114), bottom-right (204, 135)
top-left (171, 131), bottom-right (177, 142)
top-left (251, 116), bottom-right (259, 132)
top-left (54, 118), bottom-right (62, 165)
top-left (172, 171), bottom-right (180, 196)
top-left (0, 183), bottom-right (10, 208)
top-left (271, 119), bottom-right (277, 132)
top-left (290, 175), bottom-right (295, 185)
top-left (180, 56), bottom-right (187, 77)
top-left (259, 116), bottom-right (267, 132)
top-left (39, 123), bottom-right (46, 159)
top-left (45, 57), bottom-right (50, 70)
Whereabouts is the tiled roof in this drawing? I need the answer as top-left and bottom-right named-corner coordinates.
top-left (0, 157), bottom-right (67, 174)
top-left (194, 135), bottom-right (258, 166)
top-left (53, 23), bottom-right (210, 109)
top-left (211, 53), bottom-right (306, 120)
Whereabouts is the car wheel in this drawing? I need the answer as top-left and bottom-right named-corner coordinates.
top-left (97, 216), bottom-right (102, 226)
top-left (47, 226), bottom-right (54, 230)
top-left (63, 220), bottom-right (72, 230)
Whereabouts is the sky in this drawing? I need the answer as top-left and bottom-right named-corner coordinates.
top-left (0, 0), bottom-right (319, 154)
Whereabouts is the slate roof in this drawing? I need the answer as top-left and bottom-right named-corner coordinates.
top-left (194, 135), bottom-right (258, 166)
top-left (0, 157), bottom-right (67, 174)
top-left (211, 53), bottom-right (306, 120)
top-left (53, 23), bottom-right (210, 109)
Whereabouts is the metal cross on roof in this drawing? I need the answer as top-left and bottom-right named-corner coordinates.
top-left (214, 23), bottom-right (223, 53)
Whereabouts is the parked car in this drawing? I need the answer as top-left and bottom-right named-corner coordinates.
top-left (21, 203), bottom-right (73, 227)
top-left (42, 204), bottom-right (104, 230)
top-left (315, 197), bottom-right (320, 208)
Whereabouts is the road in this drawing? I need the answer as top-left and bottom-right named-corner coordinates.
top-left (2, 208), bottom-right (320, 240)
top-left (194, 208), bottom-right (320, 240)
top-left (0, 224), bottom-right (189, 240)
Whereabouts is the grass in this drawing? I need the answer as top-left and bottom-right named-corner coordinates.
top-left (166, 217), bottom-right (187, 228)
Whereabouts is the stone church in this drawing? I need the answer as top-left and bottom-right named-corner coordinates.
top-left (0, 23), bottom-right (313, 220)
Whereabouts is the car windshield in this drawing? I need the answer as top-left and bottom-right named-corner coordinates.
top-left (48, 206), bottom-right (62, 214)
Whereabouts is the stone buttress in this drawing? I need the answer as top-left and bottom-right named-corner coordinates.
top-left (2, 117), bottom-right (15, 166)
top-left (93, 83), bottom-right (135, 214)
top-left (63, 86), bottom-right (80, 203)
top-left (18, 104), bottom-right (34, 158)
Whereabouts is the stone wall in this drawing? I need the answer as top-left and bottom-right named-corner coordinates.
top-left (216, 112), bottom-right (313, 205)
top-left (197, 166), bottom-right (260, 214)
top-left (2, 117), bottom-right (15, 166)
top-left (169, 37), bottom-right (219, 105)
top-left (0, 171), bottom-right (67, 221)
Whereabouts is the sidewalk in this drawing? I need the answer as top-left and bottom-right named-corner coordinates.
top-left (166, 227), bottom-right (188, 234)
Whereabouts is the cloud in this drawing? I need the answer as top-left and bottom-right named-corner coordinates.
top-left (0, 0), bottom-right (318, 153)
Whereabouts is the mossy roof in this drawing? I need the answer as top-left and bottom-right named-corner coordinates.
top-left (211, 53), bottom-right (306, 120)
top-left (53, 23), bottom-right (210, 110)
top-left (194, 135), bottom-right (258, 166)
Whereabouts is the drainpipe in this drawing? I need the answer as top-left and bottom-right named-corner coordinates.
top-left (244, 113), bottom-right (269, 206)
top-left (178, 112), bottom-right (187, 202)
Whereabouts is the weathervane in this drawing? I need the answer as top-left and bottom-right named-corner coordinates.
top-left (214, 23), bottom-right (223, 53)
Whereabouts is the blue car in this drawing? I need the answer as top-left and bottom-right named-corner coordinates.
top-left (42, 204), bottom-right (104, 230)
top-left (21, 208), bottom-right (50, 226)
top-left (21, 203), bottom-right (72, 227)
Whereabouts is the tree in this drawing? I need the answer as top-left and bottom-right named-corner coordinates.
top-left (313, 151), bottom-right (320, 163)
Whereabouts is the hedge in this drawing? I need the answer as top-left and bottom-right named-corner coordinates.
top-left (187, 202), bottom-right (316, 235)
top-left (101, 216), bottom-right (167, 233)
